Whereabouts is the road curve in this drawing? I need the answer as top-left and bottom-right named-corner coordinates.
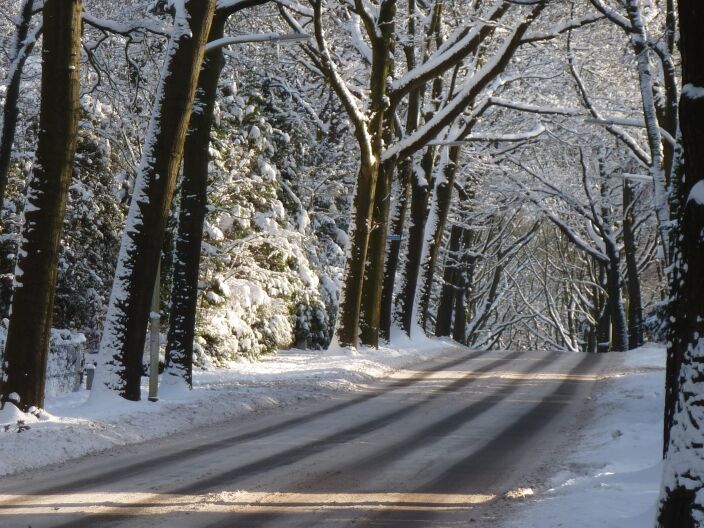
top-left (0, 348), bottom-right (609, 528)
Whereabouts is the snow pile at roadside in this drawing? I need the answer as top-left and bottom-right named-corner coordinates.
top-left (0, 334), bottom-right (459, 477)
top-left (505, 344), bottom-right (665, 528)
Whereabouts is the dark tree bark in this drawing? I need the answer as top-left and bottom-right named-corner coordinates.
top-left (95, 0), bottom-right (216, 400)
top-left (163, 15), bottom-right (227, 389)
top-left (336, 163), bottom-right (379, 347)
top-left (435, 223), bottom-right (462, 337)
top-left (596, 264), bottom-right (610, 353)
top-left (394, 146), bottom-right (436, 335)
top-left (335, 0), bottom-right (396, 348)
top-left (0, 0), bottom-right (38, 206)
top-left (418, 146), bottom-right (460, 330)
top-left (0, 0), bottom-right (82, 412)
top-left (452, 227), bottom-right (476, 344)
top-left (622, 179), bottom-right (644, 349)
top-left (658, 1), bottom-right (704, 524)
top-left (379, 159), bottom-right (411, 341)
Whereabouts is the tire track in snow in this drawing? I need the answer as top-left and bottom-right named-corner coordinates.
top-left (0, 348), bottom-right (483, 499)
top-left (37, 350), bottom-right (525, 528)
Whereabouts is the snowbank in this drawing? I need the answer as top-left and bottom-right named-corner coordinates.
top-left (504, 344), bottom-right (666, 528)
top-left (0, 334), bottom-right (459, 477)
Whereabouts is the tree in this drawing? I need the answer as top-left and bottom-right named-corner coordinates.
top-left (657, 1), bottom-right (704, 525)
top-left (94, 0), bottom-right (216, 400)
top-left (0, 0), bottom-right (40, 207)
top-left (164, 0), bottom-right (270, 389)
top-left (0, 0), bottom-right (83, 412)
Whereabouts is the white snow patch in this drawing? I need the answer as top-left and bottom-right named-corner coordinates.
top-left (682, 83), bottom-right (704, 100)
top-left (503, 344), bottom-right (666, 528)
top-left (687, 180), bottom-right (704, 206)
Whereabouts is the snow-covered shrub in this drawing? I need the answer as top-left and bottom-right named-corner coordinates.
top-left (192, 82), bottom-right (342, 363)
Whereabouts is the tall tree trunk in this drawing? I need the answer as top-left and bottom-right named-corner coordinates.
top-left (360, 156), bottom-right (396, 347)
top-left (435, 223), bottom-right (462, 337)
top-left (163, 15), bottom-right (227, 389)
top-left (658, 1), bottom-right (704, 524)
top-left (452, 227), bottom-right (476, 344)
top-left (0, 0), bottom-right (82, 412)
top-left (622, 179), bottom-right (644, 349)
top-left (0, 0), bottom-right (37, 206)
top-left (335, 0), bottom-right (396, 348)
top-left (624, 0), bottom-right (670, 263)
top-left (379, 160), bottom-right (411, 341)
top-left (336, 162), bottom-right (378, 348)
top-left (94, 0), bottom-right (216, 401)
top-left (604, 247), bottom-right (628, 352)
top-left (596, 264), bottom-right (610, 353)
top-left (418, 146), bottom-right (460, 330)
top-left (394, 146), bottom-right (435, 335)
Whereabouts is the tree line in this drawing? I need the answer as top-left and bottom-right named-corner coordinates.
top-left (0, 0), bottom-right (703, 523)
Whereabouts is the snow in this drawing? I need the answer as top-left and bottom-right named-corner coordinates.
top-left (0, 336), bottom-right (458, 477)
top-left (687, 180), bottom-right (704, 206)
top-left (682, 83), bottom-right (704, 101)
top-left (504, 345), bottom-right (666, 528)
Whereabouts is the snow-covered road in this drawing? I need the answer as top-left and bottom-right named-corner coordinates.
top-left (0, 349), bottom-right (610, 527)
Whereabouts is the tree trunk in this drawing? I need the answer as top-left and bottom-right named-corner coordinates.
top-left (624, 0), bottom-right (670, 263)
top-left (336, 162), bottom-right (378, 348)
top-left (622, 179), bottom-right (644, 349)
top-left (0, 0), bottom-right (82, 412)
top-left (360, 156), bottom-right (396, 347)
top-left (94, 0), bottom-right (215, 401)
top-left (164, 15), bottom-right (227, 389)
top-left (658, 2), bottom-right (704, 524)
top-left (379, 160), bottom-right (411, 341)
top-left (596, 264), bottom-right (610, 353)
top-left (604, 248), bottom-right (628, 352)
top-left (418, 146), bottom-right (460, 330)
top-left (394, 146), bottom-right (435, 335)
top-left (435, 223), bottom-right (462, 337)
top-left (335, 0), bottom-right (395, 348)
top-left (0, 0), bottom-right (37, 206)
top-left (452, 227), bottom-right (476, 344)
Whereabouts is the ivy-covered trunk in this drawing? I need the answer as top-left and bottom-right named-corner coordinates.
top-left (658, 1), bottom-right (704, 524)
top-left (164, 15), bottom-right (227, 389)
top-left (0, 0), bottom-right (82, 412)
top-left (95, 0), bottom-right (216, 401)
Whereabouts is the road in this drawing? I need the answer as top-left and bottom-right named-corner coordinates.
top-left (0, 349), bottom-right (609, 527)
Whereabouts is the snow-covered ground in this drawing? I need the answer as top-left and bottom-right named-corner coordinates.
top-left (504, 344), bottom-right (666, 528)
top-left (0, 333), bottom-right (459, 477)
top-left (0, 339), bottom-right (668, 528)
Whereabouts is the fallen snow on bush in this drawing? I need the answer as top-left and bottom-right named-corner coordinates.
top-left (504, 344), bottom-right (665, 528)
top-left (0, 334), bottom-right (459, 477)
